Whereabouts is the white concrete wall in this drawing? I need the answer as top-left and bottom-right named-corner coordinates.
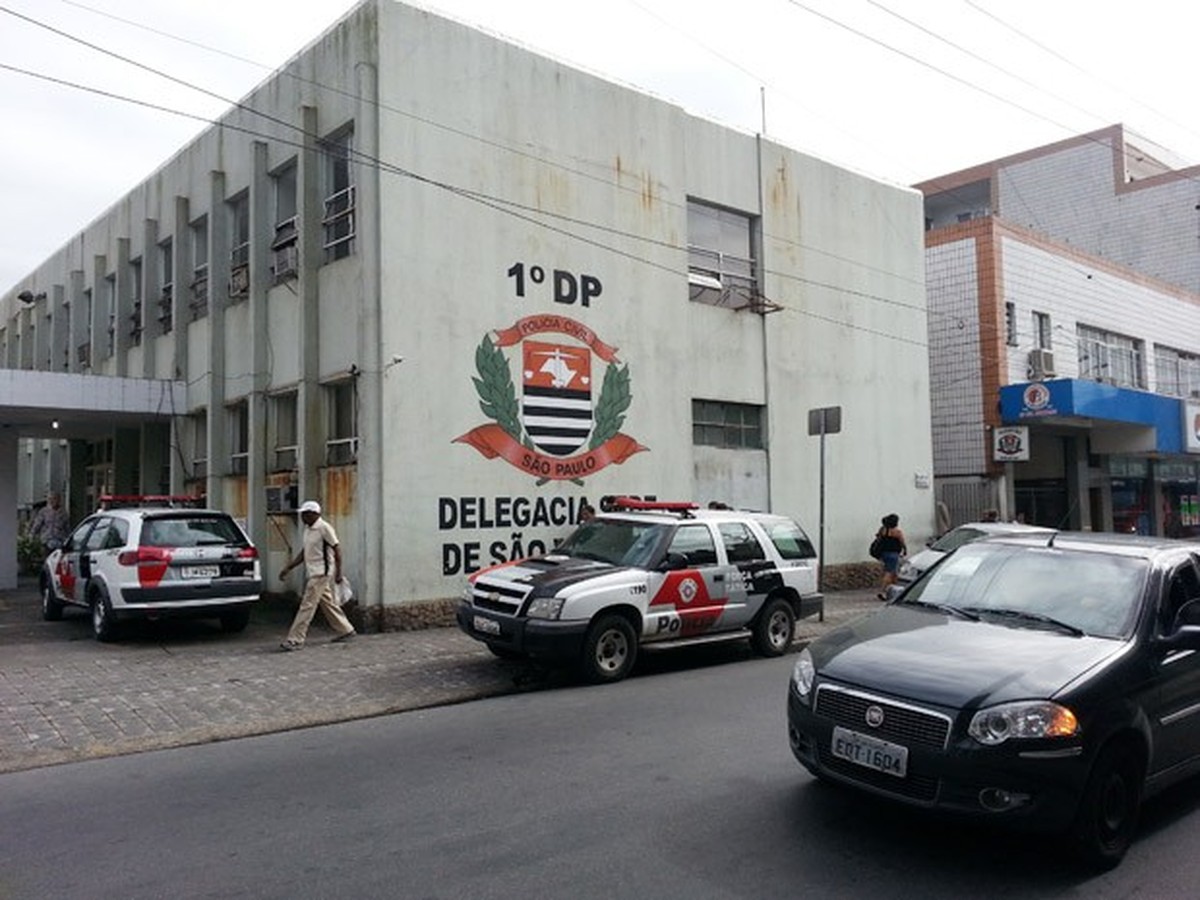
top-left (999, 236), bottom-right (1200, 388)
top-left (375, 1), bottom-right (933, 599)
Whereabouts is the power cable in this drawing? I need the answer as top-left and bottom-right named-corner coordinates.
top-left (0, 56), bottom-right (935, 343)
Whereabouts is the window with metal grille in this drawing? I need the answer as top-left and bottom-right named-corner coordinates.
top-left (322, 129), bottom-right (355, 263)
top-left (158, 239), bottom-right (174, 333)
top-left (325, 380), bottom-right (358, 465)
top-left (270, 391), bottom-right (298, 471)
top-left (228, 401), bottom-right (248, 475)
top-left (129, 257), bottom-right (143, 346)
top-left (692, 399), bottom-right (764, 449)
top-left (190, 217), bottom-right (208, 320)
top-left (191, 410), bottom-right (208, 480)
top-left (228, 193), bottom-right (250, 300)
top-left (1078, 324), bottom-right (1145, 389)
top-left (104, 274), bottom-right (116, 358)
top-left (1033, 311), bottom-right (1052, 349)
top-left (1154, 345), bottom-right (1200, 398)
top-left (686, 200), bottom-right (757, 309)
top-left (271, 162), bottom-right (299, 283)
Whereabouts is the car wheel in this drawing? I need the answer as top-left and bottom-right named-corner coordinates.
top-left (1069, 742), bottom-right (1143, 870)
top-left (751, 597), bottom-right (795, 657)
top-left (219, 608), bottom-right (251, 633)
top-left (41, 574), bottom-right (64, 621)
top-left (91, 590), bottom-right (119, 643)
top-left (580, 614), bottom-right (637, 684)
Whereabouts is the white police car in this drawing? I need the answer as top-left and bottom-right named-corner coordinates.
top-left (40, 496), bottom-right (262, 641)
top-left (456, 498), bottom-right (823, 683)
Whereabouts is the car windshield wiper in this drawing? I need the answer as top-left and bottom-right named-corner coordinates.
top-left (969, 607), bottom-right (1085, 636)
top-left (899, 599), bottom-right (980, 621)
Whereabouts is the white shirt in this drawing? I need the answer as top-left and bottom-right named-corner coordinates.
top-left (301, 517), bottom-right (340, 579)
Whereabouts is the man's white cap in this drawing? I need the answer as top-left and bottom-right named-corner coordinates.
top-left (299, 500), bottom-right (321, 515)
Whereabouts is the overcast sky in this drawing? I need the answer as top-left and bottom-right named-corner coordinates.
top-left (3, 0), bottom-right (1198, 289)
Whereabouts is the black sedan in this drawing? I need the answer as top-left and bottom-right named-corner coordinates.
top-left (787, 532), bottom-right (1200, 869)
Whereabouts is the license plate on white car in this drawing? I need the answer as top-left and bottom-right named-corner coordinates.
top-left (182, 565), bottom-right (221, 579)
top-left (473, 615), bottom-right (501, 635)
top-left (831, 726), bottom-right (908, 778)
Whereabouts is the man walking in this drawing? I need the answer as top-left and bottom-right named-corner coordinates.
top-left (28, 491), bottom-right (69, 551)
top-left (278, 500), bottom-right (356, 650)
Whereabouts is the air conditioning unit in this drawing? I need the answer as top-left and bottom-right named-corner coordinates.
top-left (265, 484), bottom-right (298, 514)
top-left (1027, 348), bottom-right (1056, 380)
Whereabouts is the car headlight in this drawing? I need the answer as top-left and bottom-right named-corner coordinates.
top-left (968, 701), bottom-right (1079, 745)
top-left (791, 648), bottom-right (815, 700)
top-left (898, 561), bottom-right (918, 580)
top-left (526, 596), bottom-right (565, 620)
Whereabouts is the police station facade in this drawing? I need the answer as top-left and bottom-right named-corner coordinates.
top-left (0, 0), bottom-right (932, 605)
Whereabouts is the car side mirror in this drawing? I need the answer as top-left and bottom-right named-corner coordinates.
top-left (1160, 624), bottom-right (1200, 651)
top-left (659, 552), bottom-right (689, 571)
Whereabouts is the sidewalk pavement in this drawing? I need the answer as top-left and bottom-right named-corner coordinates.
top-left (0, 583), bottom-right (883, 775)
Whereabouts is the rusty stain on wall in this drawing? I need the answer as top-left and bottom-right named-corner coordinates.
top-left (322, 465), bottom-right (357, 518)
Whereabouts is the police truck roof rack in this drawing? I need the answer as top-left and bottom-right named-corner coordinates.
top-left (98, 494), bottom-right (207, 510)
top-left (607, 497), bottom-right (699, 518)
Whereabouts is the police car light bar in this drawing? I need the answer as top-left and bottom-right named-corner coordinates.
top-left (99, 494), bottom-right (207, 510)
top-left (607, 496), bottom-right (699, 514)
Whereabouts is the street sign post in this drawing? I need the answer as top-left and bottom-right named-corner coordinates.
top-left (807, 406), bottom-right (842, 590)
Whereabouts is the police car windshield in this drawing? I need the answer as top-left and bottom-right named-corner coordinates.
top-left (558, 519), bottom-right (670, 567)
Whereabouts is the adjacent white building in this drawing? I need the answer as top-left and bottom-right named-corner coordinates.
top-left (919, 125), bottom-right (1200, 535)
top-left (1, 0), bottom-right (933, 607)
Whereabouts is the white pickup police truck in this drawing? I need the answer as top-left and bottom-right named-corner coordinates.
top-left (456, 498), bottom-right (823, 683)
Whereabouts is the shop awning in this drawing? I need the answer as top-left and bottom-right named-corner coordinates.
top-left (999, 379), bottom-right (1192, 455)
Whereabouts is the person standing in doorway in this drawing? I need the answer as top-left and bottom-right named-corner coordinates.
top-left (875, 513), bottom-right (907, 600)
top-left (278, 500), bottom-right (356, 650)
top-left (28, 491), bottom-right (69, 552)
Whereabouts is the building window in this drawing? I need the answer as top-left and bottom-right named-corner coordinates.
top-left (322, 128), bottom-right (355, 263)
top-left (157, 239), bottom-right (174, 334)
top-left (692, 399), bottom-right (764, 449)
top-left (270, 391), bottom-right (298, 471)
top-left (325, 380), bottom-right (358, 465)
top-left (190, 216), bottom-right (209, 320)
top-left (686, 200), bottom-right (757, 308)
top-left (129, 257), bottom-right (143, 346)
top-left (1033, 311), bottom-right (1052, 350)
top-left (1154, 345), bottom-right (1200, 398)
top-left (1004, 302), bottom-right (1017, 347)
top-left (1078, 324), bottom-right (1145, 389)
top-left (78, 288), bottom-right (92, 369)
top-left (228, 192), bottom-right (250, 300)
top-left (271, 161), bottom-right (299, 283)
top-left (104, 274), bottom-right (116, 358)
top-left (228, 401), bottom-right (248, 475)
top-left (191, 410), bottom-right (208, 480)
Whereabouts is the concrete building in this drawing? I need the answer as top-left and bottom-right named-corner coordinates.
top-left (1, 0), bottom-right (933, 607)
top-left (919, 125), bottom-right (1200, 535)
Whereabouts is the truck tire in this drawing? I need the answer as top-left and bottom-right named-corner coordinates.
top-left (41, 574), bottom-right (64, 621)
top-left (751, 597), bottom-right (795, 657)
top-left (91, 589), bottom-right (119, 643)
top-left (581, 614), bottom-right (637, 684)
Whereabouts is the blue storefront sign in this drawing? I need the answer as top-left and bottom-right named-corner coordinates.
top-left (999, 379), bottom-right (1187, 454)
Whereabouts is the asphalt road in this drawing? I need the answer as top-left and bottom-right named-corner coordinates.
top-left (5, 644), bottom-right (1200, 899)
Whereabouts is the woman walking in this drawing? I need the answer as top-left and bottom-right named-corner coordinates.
top-left (874, 513), bottom-right (907, 600)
